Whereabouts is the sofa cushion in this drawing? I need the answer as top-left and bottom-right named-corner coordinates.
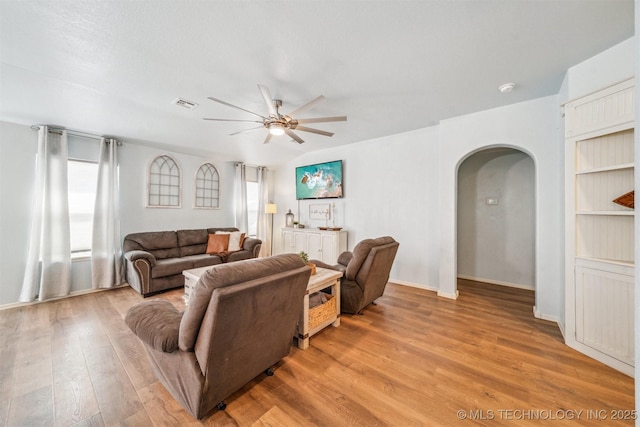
top-left (206, 233), bottom-right (229, 254)
top-left (177, 229), bottom-right (208, 257)
top-left (152, 257), bottom-right (195, 279)
top-left (125, 299), bottom-right (182, 353)
top-left (183, 254), bottom-right (223, 269)
top-left (123, 231), bottom-right (180, 260)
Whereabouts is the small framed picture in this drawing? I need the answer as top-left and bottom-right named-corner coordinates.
top-left (309, 204), bottom-right (330, 220)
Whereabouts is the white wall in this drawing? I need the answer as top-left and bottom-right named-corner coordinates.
top-left (118, 142), bottom-right (235, 236)
top-left (0, 121), bottom-right (37, 305)
top-left (0, 122), bottom-right (236, 306)
top-left (457, 148), bottom-right (535, 289)
top-left (563, 37), bottom-right (636, 102)
top-left (273, 126), bottom-right (441, 290)
top-left (439, 95), bottom-right (562, 318)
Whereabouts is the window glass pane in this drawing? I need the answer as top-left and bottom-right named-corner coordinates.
top-left (68, 160), bottom-right (98, 252)
top-left (148, 155), bottom-right (180, 207)
top-left (194, 163), bottom-right (220, 208)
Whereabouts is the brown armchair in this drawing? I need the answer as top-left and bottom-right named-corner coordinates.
top-left (124, 254), bottom-right (311, 419)
top-left (312, 236), bottom-right (399, 314)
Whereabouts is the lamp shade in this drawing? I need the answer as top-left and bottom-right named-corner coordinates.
top-left (265, 203), bottom-right (277, 214)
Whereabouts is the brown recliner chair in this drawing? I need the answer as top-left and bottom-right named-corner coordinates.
top-left (312, 236), bottom-right (399, 314)
top-left (124, 254), bottom-right (311, 419)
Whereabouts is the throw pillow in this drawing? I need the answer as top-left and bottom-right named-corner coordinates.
top-left (206, 233), bottom-right (230, 254)
top-left (215, 231), bottom-right (245, 251)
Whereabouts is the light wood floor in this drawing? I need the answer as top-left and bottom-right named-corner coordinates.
top-left (0, 279), bottom-right (634, 426)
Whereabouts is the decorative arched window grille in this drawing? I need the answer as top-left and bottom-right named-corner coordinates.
top-left (194, 162), bottom-right (220, 208)
top-left (148, 154), bottom-right (181, 207)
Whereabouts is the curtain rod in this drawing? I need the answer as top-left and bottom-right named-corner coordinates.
top-left (31, 125), bottom-right (122, 145)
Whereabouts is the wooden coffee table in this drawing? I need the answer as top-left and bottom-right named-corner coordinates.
top-left (296, 267), bottom-right (342, 350)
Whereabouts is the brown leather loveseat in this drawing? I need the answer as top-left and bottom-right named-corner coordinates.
top-left (125, 254), bottom-right (311, 419)
top-left (123, 227), bottom-right (262, 297)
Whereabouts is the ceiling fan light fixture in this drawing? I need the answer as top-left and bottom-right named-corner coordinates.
top-left (268, 122), bottom-right (286, 136)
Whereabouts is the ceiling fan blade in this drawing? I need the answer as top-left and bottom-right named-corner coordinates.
top-left (257, 85), bottom-right (279, 117)
top-left (288, 95), bottom-right (326, 117)
top-left (229, 126), bottom-right (264, 136)
top-left (207, 96), bottom-right (266, 119)
top-left (285, 129), bottom-right (304, 144)
top-left (294, 126), bottom-right (335, 137)
top-left (295, 116), bottom-right (347, 124)
top-left (263, 133), bottom-right (273, 144)
top-left (203, 118), bottom-right (263, 123)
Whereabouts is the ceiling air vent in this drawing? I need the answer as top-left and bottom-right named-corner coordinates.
top-left (172, 98), bottom-right (199, 110)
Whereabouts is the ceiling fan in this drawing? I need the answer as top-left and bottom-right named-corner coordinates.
top-left (203, 84), bottom-right (347, 144)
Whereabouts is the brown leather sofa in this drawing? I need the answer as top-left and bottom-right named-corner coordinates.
top-left (312, 236), bottom-right (399, 314)
top-left (123, 227), bottom-right (262, 297)
top-left (125, 254), bottom-right (311, 419)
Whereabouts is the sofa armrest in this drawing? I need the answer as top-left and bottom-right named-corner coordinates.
top-left (125, 300), bottom-right (183, 353)
top-left (336, 251), bottom-right (353, 267)
top-left (124, 250), bottom-right (157, 267)
top-left (310, 259), bottom-right (347, 275)
top-left (242, 237), bottom-right (262, 258)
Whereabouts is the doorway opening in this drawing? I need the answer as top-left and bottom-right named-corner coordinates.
top-left (456, 147), bottom-right (536, 298)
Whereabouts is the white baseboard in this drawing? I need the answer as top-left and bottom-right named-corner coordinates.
top-left (390, 279), bottom-right (458, 299)
top-left (457, 274), bottom-right (534, 290)
top-left (437, 290), bottom-right (459, 300)
top-left (0, 283), bottom-right (129, 312)
top-left (533, 305), bottom-right (559, 323)
top-left (390, 278), bottom-right (439, 293)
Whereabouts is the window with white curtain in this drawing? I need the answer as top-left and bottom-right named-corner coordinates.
top-left (67, 160), bottom-right (99, 254)
top-left (245, 166), bottom-right (259, 237)
top-left (194, 162), bottom-right (220, 208)
top-left (148, 155), bottom-right (181, 207)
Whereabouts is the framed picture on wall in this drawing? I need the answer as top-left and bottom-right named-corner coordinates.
top-left (309, 204), bottom-right (330, 220)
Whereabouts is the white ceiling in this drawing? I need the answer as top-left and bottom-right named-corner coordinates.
top-left (0, 1), bottom-right (634, 166)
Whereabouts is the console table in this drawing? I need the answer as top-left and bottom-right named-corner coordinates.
top-left (281, 227), bottom-right (347, 264)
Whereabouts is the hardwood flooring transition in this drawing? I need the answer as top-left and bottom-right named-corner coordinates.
top-left (0, 279), bottom-right (634, 426)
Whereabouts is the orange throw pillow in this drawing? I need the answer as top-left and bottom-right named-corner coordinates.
top-left (206, 233), bottom-right (229, 254)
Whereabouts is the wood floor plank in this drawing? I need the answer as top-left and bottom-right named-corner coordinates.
top-left (0, 281), bottom-right (634, 426)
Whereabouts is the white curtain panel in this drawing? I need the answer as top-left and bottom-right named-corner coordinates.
top-left (91, 138), bottom-right (124, 289)
top-left (234, 162), bottom-right (249, 233)
top-left (20, 127), bottom-right (71, 302)
top-left (256, 166), bottom-right (270, 256)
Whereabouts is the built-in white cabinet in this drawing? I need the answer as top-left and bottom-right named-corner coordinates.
top-left (281, 227), bottom-right (347, 265)
top-left (564, 78), bottom-right (635, 376)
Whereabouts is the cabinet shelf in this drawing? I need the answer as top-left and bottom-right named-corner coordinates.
top-left (576, 211), bottom-right (634, 216)
top-left (576, 163), bottom-right (633, 175)
top-left (576, 256), bottom-right (634, 268)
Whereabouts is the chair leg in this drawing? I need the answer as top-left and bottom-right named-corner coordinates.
top-left (216, 401), bottom-right (227, 411)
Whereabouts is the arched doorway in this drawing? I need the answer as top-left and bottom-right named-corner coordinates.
top-left (456, 147), bottom-right (536, 293)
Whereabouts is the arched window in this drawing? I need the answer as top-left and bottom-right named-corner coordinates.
top-left (148, 155), bottom-right (181, 207)
top-left (194, 162), bottom-right (220, 208)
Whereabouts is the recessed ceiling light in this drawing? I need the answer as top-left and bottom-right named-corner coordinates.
top-left (498, 83), bottom-right (516, 93)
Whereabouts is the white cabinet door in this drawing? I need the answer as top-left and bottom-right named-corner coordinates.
top-left (282, 229), bottom-right (306, 254)
top-left (306, 232), bottom-right (322, 260)
top-left (575, 264), bottom-right (634, 365)
top-left (319, 234), bottom-right (338, 264)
